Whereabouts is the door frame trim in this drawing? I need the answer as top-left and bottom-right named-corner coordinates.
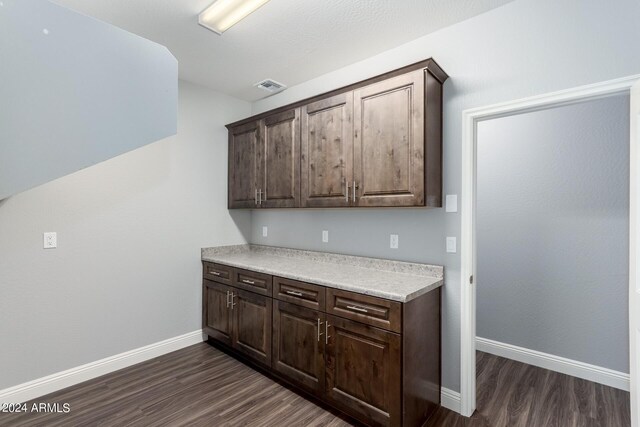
top-left (459, 74), bottom-right (640, 417)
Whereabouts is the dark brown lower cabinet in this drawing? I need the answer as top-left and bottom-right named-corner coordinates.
top-left (272, 300), bottom-right (325, 397)
top-left (203, 262), bottom-right (441, 427)
top-left (325, 315), bottom-right (402, 427)
top-left (203, 279), bottom-right (272, 366)
top-left (232, 288), bottom-right (272, 366)
top-left (203, 280), bottom-right (233, 347)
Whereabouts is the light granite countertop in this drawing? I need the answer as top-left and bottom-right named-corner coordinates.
top-left (201, 245), bottom-right (443, 302)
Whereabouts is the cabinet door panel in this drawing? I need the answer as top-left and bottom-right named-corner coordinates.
top-left (203, 280), bottom-right (233, 346)
top-left (228, 121), bottom-right (260, 208)
top-left (353, 70), bottom-right (425, 207)
top-left (301, 93), bottom-right (353, 207)
top-left (325, 315), bottom-right (401, 427)
top-left (272, 301), bottom-right (325, 396)
top-left (261, 109), bottom-right (300, 208)
top-left (232, 289), bottom-right (272, 366)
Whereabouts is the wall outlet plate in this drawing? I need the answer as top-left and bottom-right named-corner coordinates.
top-left (446, 236), bottom-right (457, 253)
top-left (322, 230), bottom-right (329, 243)
top-left (390, 234), bottom-right (399, 249)
top-left (43, 232), bottom-right (57, 249)
top-left (446, 194), bottom-right (458, 213)
top-left (262, 226), bottom-right (268, 237)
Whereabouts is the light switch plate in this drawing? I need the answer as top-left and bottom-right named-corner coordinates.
top-left (390, 234), bottom-right (399, 249)
top-left (43, 232), bottom-right (57, 249)
top-left (446, 236), bottom-right (457, 253)
top-left (322, 230), bottom-right (329, 243)
top-left (446, 195), bottom-right (458, 213)
top-left (262, 226), bottom-right (268, 237)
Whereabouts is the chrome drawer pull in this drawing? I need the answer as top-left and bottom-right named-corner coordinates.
top-left (210, 271), bottom-right (221, 276)
top-left (242, 279), bottom-right (256, 285)
top-left (286, 290), bottom-right (303, 297)
top-left (347, 305), bottom-right (368, 313)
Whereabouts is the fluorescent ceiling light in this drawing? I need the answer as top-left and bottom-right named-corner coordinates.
top-left (199, 0), bottom-right (271, 35)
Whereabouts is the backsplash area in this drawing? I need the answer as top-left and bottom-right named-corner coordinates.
top-left (249, 208), bottom-right (449, 266)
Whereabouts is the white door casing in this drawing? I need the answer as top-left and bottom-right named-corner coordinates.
top-left (630, 78), bottom-right (640, 427)
top-left (460, 74), bottom-right (640, 419)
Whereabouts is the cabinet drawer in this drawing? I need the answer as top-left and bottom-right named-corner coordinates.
top-left (203, 262), bottom-right (233, 285)
top-left (326, 288), bottom-right (401, 333)
top-left (233, 268), bottom-right (273, 296)
top-left (274, 277), bottom-right (325, 311)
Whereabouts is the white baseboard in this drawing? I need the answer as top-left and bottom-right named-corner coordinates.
top-left (440, 387), bottom-right (461, 413)
top-left (0, 330), bottom-right (205, 405)
top-left (476, 337), bottom-right (629, 391)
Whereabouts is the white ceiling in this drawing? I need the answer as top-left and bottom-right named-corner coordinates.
top-left (51, 0), bottom-right (515, 101)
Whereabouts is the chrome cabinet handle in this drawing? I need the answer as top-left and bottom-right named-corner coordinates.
top-left (325, 321), bottom-right (330, 344)
top-left (226, 290), bottom-right (231, 308)
top-left (347, 305), bottom-right (368, 313)
top-left (286, 290), bottom-right (303, 297)
top-left (317, 318), bottom-right (324, 342)
top-left (352, 181), bottom-right (358, 202)
top-left (231, 292), bottom-right (236, 309)
top-left (242, 279), bottom-right (256, 285)
top-left (210, 271), bottom-right (221, 276)
top-left (345, 181), bottom-right (350, 203)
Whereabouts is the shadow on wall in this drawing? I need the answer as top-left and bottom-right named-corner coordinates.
top-left (229, 210), bottom-right (252, 243)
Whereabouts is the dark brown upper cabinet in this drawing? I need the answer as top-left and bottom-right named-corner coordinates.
top-left (228, 109), bottom-right (300, 209)
top-left (226, 58), bottom-right (447, 209)
top-left (353, 70), bottom-right (425, 207)
top-left (260, 108), bottom-right (301, 208)
top-left (301, 93), bottom-right (353, 207)
top-left (228, 120), bottom-right (261, 209)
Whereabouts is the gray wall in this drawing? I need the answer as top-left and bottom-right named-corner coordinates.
top-left (249, 0), bottom-right (640, 391)
top-left (476, 95), bottom-right (629, 373)
top-left (0, 80), bottom-right (251, 389)
top-left (1, 0), bottom-right (177, 200)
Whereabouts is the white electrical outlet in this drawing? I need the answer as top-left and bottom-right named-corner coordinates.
top-left (446, 237), bottom-right (457, 253)
top-left (43, 232), bottom-right (57, 249)
top-left (446, 195), bottom-right (458, 213)
top-left (390, 234), bottom-right (399, 249)
top-left (322, 230), bottom-right (329, 243)
top-left (262, 226), bottom-right (268, 237)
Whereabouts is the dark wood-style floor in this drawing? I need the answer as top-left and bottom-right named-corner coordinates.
top-left (426, 351), bottom-right (630, 427)
top-left (0, 343), bottom-right (630, 427)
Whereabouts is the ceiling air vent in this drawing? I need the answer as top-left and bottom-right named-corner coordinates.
top-left (255, 79), bottom-right (286, 93)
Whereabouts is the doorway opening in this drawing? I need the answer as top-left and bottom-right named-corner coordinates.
top-left (459, 75), bottom-right (640, 423)
top-left (474, 94), bottom-right (629, 425)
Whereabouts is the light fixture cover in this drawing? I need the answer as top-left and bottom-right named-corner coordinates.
top-left (199, 0), bottom-right (271, 35)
